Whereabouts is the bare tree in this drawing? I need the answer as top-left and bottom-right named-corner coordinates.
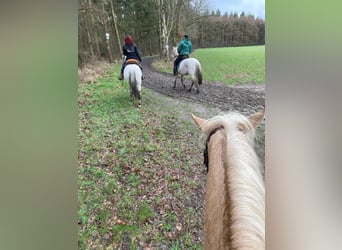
top-left (109, 0), bottom-right (122, 57)
top-left (156, 0), bottom-right (177, 61)
top-left (87, 0), bottom-right (101, 58)
top-left (101, 1), bottom-right (113, 62)
top-left (172, 0), bottom-right (184, 45)
top-left (174, 0), bottom-right (209, 49)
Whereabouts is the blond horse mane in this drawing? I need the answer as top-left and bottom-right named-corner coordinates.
top-left (192, 111), bottom-right (265, 249)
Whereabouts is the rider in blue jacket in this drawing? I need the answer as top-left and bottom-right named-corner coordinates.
top-left (173, 34), bottom-right (192, 76)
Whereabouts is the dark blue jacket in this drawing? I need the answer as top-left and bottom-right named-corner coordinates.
top-left (123, 44), bottom-right (142, 62)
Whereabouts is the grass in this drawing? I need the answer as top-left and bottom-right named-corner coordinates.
top-left (78, 64), bottom-right (207, 248)
top-left (152, 45), bottom-right (265, 85)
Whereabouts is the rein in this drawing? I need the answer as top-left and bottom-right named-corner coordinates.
top-left (203, 126), bottom-right (224, 173)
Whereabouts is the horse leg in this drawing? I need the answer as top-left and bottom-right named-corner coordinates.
top-left (137, 91), bottom-right (141, 107)
top-left (196, 82), bottom-right (200, 94)
top-left (181, 75), bottom-right (186, 88)
top-left (173, 76), bottom-right (177, 89)
top-left (188, 80), bottom-right (194, 92)
top-left (129, 86), bottom-right (134, 99)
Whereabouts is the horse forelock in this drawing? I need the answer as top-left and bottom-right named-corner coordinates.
top-left (200, 112), bottom-right (255, 149)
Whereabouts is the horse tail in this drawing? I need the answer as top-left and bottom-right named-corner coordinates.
top-left (129, 74), bottom-right (139, 99)
top-left (196, 64), bottom-right (203, 85)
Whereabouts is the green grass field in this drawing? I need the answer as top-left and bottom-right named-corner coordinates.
top-left (153, 45), bottom-right (265, 85)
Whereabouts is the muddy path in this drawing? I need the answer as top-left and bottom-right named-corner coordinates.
top-left (141, 56), bottom-right (266, 171)
top-left (141, 56), bottom-right (265, 116)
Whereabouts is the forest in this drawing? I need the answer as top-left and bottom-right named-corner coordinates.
top-left (78, 0), bottom-right (265, 67)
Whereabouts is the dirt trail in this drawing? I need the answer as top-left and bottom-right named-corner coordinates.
top-left (141, 56), bottom-right (265, 116)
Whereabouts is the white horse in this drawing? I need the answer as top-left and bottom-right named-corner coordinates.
top-left (123, 63), bottom-right (142, 107)
top-left (172, 47), bottom-right (203, 94)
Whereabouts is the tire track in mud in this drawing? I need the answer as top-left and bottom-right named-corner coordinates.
top-left (141, 56), bottom-right (265, 115)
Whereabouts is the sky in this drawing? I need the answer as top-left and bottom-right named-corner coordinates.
top-left (210, 0), bottom-right (265, 20)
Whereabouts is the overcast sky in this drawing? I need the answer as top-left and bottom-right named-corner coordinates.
top-left (209, 0), bottom-right (265, 20)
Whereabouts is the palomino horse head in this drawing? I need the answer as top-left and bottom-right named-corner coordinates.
top-left (191, 110), bottom-right (265, 249)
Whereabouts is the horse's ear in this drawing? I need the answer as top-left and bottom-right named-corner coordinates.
top-left (248, 109), bottom-right (265, 128)
top-left (191, 113), bottom-right (207, 130)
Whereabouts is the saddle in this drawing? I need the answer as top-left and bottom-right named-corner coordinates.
top-left (125, 59), bottom-right (143, 70)
top-left (125, 59), bottom-right (138, 65)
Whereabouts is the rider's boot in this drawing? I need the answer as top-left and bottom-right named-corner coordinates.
top-left (173, 67), bottom-right (177, 76)
top-left (118, 72), bottom-right (123, 80)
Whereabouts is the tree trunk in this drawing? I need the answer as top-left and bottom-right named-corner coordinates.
top-left (161, 9), bottom-right (169, 60)
top-left (101, 0), bottom-right (113, 63)
top-left (84, 14), bottom-right (95, 57)
top-left (87, 0), bottom-right (101, 58)
top-left (109, 0), bottom-right (122, 58)
top-left (158, 0), bottom-right (176, 61)
top-left (173, 0), bottom-right (183, 45)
